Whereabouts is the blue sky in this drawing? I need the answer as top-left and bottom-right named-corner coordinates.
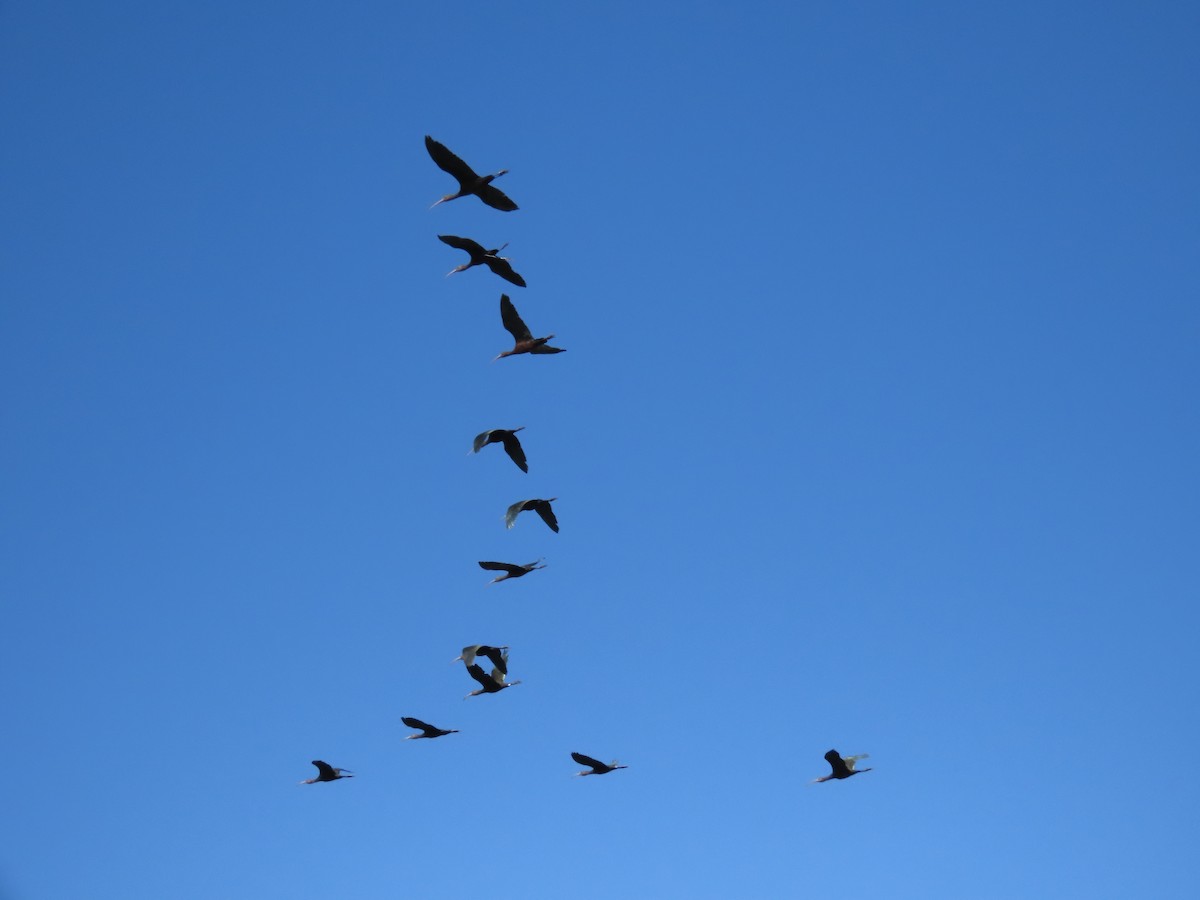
top-left (2, 1), bottom-right (1198, 897)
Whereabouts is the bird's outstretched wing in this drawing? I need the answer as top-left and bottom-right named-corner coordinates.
top-left (473, 430), bottom-right (497, 454)
top-left (402, 716), bottom-right (434, 732)
top-left (500, 431), bottom-right (528, 471)
top-left (479, 645), bottom-right (508, 674)
top-left (500, 295), bottom-right (532, 342)
top-left (438, 234), bottom-right (485, 255)
top-left (477, 182), bottom-right (518, 212)
top-left (425, 136), bottom-right (478, 186)
top-left (483, 255), bottom-right (526, 287)
top-left (824, 749), bottom-right (851, 777)
top-left (845, 754), bottom-right (869, 771)
top-left (312, 760), bottom-right (337, 779)
top-left (572, 752), bottom-right (604, 770)
top-left (534, 500), bottom-right (559, 532)
top-left (505, 499), bottom-right (529, 529)
top-left (479, 561), bottom-right (523, 575)
top-left (529, 343), bottom-right (565, 355)
top-left (465, 663), bottom-right (492, 687)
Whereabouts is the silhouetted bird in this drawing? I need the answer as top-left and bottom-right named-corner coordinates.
top-left (495, 294), bottom-right (564, 360)
top-left (505, 498), bottom-right (558, 532)
top-left (453, 644), bottom-right (510, 674)
top-left (472, 427), bottom-right (528, 472)
top-left (479, 559), bottom-right (546, 583)
top-left (464, 660), bottom-right (521, 698)
top-left (300, 760), bottom-right (353, 784)
top-left (571, 752), bottom-right (628, 776)
top-left (812, 749), bottom-right (872, 783)
top-left (425, 136), bottom-right (517, 211)
top-left (439, 235), bottom-right (526, 287)
top-left (402, 717), bottom-right (459, 740)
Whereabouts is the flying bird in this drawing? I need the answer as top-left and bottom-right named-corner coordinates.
top-left (812, 749), bottom-right (872, 783)
top-left (425, 135), bottom-right (518, 211)
top-left (495, 294), bottom-right (565, 360)
top-left (402, 717), bottom-right (459, 740)
top-left (438, 235), bottom-right (526, 287)
top-left (464, 660), bottom-right (522, 698)
top-left (505, 498), bottom-right (559, 532)
top-left (479, 559), bottom-right (546, 583)
top-left (453, 644), bottom-right (510, 674)
top-left (300, 760), bottom-right (354, 784)
top-left (571, 752), bottom-right (628, 776)
top-left (472, 427), bottom-right (528, 472)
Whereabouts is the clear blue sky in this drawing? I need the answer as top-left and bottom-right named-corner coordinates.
top-left (2, 1), bottom-right (1198, 897)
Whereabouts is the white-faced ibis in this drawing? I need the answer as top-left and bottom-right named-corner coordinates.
top-left (438, 235), bottom-right (526, 287)
top-left (300, 760), bottom-right (354, 784)
top-left (453, 644), bottom-right (510, 674)
top-left (472, 427), bottom-right (528, 472)
top-left (425, 136), bottom-right (518, 211)
top-left (496, 294), bottom-right (564, 360)
top-left (479, 559), bottom-right (546, 583)
top-left (505, 498), bottom-right (558, 532)
top-left (402, 717), bottom-right (459, 740)
top-left (571, 752), bottom-right (628, 776)
top-left (464, 660), bottom-right (521, 698)
top-left (812, 750), bottom-right (872, 783)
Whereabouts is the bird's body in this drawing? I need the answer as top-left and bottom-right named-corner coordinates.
top-left (496, 294), bottom-right (564, 360)
top-left (479, 559), bottom-right (546, 583)
top-left (425, 136), bottom-right (518, 211)
top-left (472, 427), bottom-right (529, 472)
top-left (300, 760), bottom-right (354, 784)
top-left (812, 749), bottom-right (872, 783)
top-left (453, 644), bottom-right (510, 673)
top-left (505, 498), bottom-right (559, 532)
top-left (465, 661), bottom-right (521, 698)
top-left (439, 235), bottom-right (526, 287)
top-left (402, 716), bottom-right (459, 740)
top-left (572, 752), bottom-right (628, 776)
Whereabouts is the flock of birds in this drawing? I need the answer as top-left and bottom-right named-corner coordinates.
top-left (300, 135), bottom-right (870, 789)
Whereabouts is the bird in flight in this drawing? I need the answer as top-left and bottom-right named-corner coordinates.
top-left (464, 659), bottom-right (522, 698)
top-left (571, 752), bottom-right (628, 776)
top-left (425, 135), bottom-right (518, 211)
top-left (300, 760), bottom-right (354, 784)
top-left (479, 559), bottom-right (546, 583)
top-left (495, 294), bottom-right (564, 361)
top-left (401, 717), bottom-right (459, 740)
top-left (505, 498), bottom-right (559, 532)
top-left (438, 235), bottom-right (526, 287)
top-left (472, 427), bottom-right (529, 472)
top-left (812, 749), bottom-right (872, 783)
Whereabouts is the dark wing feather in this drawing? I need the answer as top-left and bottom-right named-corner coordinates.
top-left (478, 645), bottom-right (507, 674)
top-left (572, 752), bottom-right (604, 770)
top-left (483, 255), bottom-right (526, 287)
top-left (402, 717), bottom-right (434, 731)
top-left (477, 182), bottom-right (518, 211)
top-left (312, 760), bottom-right (337, 779)
top-left (825, 749), bottom-right (851, 777)
top-left (473, 430), bottom-right (497, 454)
top-left (425, 136), bottom-right (478, 187)
top-left (500, 295), bottom-right (533, 342)
top-left (500, 431), bottom-right (528, 471)
top-left (439, 234), bottom-right (485, 255)
top-left (479, 561), bottom-right (523, 575)
top-left (529, 344), bottom-right (565, 354)
top-left (534, 500), bottom-right (559, 532)
top-left (466, 663), bottom-right (492, 687)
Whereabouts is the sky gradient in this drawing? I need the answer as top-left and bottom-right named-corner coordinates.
top-left (2, 2), bottom-right (1198, 898)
